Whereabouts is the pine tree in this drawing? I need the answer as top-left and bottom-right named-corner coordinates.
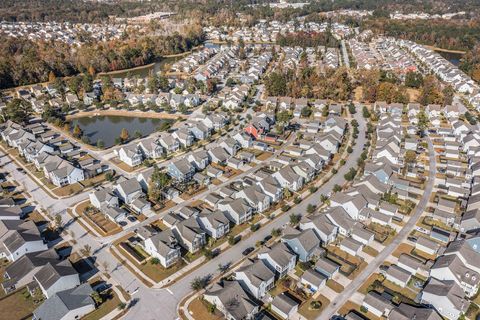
top-left (120, 128), bottom-right (129, 142)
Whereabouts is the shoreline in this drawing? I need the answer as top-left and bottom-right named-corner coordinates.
top-left (66, 109), bottom-right (186, 120)
top-left (425, 45), bottom-right (466, 55)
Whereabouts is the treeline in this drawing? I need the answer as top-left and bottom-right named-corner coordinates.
top-left (356, 69), bottom-right (454, 106)
top-left (277, 31), bottom-right (338, 48)
top-left (365, 19), bottom-right (480, 51)
top-left (459, 45), bottom-right (480, 82)
top-left (265, 66), bottom-right (352, 101)
top-left (0, 28), bottom-right (205, 89)
top-left (0, 0), bottom-right (180, 23)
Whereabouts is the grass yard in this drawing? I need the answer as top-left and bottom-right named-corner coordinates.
top-left (82, 289), bottom-right (121, 320)
top-left (187, 297), bottom-right (224, 320)
top-left (298, 295), bottom-right (330, 319)
top-left (326, 279), bottom-right (344, 293)
top-left (338, 300), bottom-right (383, 320)
top-left (52, 182), bottom-right (84, 197)
top-left (115, 243), bottom-right (187, 283)
top-left (392, 243), bottom-right (415, 258)
top-left (0, 287), bottom-right (42, 320)
top-left (362, 246), bottom-right (379, 257)
top-left (75, 201), bottom-right (122, 236)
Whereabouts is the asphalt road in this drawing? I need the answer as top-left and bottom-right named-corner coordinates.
top-left (124, 110), bottom-right (367, 320)
top-left (0, 110), bottom-right (367, 320)
top-left (317, 136), bottom-right (436, 320)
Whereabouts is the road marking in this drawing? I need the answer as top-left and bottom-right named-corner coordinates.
top-left (166, 288), bottom-right (174, 296)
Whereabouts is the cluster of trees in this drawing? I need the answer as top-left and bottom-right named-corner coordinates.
top-left (0, 0), bottom-right (169, 23)
top-left (365, 19), bottom-right (480, 51)
top-left (0, 26), bottom-right (204, 89)
top-left (356, 69), bottom-right (408, 104)
top-left (265, 67), bottom-right (352, 101)
top-left (459, 44), bottom-right (480, 82)
top-left (277, 31), bottom-right (338, 48)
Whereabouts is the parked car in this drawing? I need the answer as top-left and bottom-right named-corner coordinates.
top-left (242, 247), bottom-right (254, 256)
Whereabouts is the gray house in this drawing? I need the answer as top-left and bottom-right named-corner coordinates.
top-left (281, 227), bottom-right (321, 262)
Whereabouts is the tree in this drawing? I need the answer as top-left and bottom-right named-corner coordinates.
top-left (134, 130), bottom-right (142, 139)
top-left (442, 85), bottom-right (455, 106)
top-left (73, 124), bottom-right (83, 138)
top-left (82, 244), bottom-right (92, 256)
top-left (265, 72), bottom-right (287, 96)
top-left (271, 228), bottom-right (282, 237)
top-left (97, 139), bottom-right (105, 149)
top-left (348, 103), bottom-right (356, 114)
top-left (150, 257), bottom-right (160, 265)
top-left (300, 106), bottom-right (312, 118)
top-left (190, 277), bottom-right (207, 291)
top-left (344, 167), bottom-right (357, 181)
top-left (404, 150), bottom-right (417, 164)
top-left (148, 166), bottom-right (171, 202)
top-left (307, 204), bottom-right (316, 214)
top-left (54, 214), bottom-right (62, 231)
top-left (405, 71), bottom-right (423, 88)
top-left (3, 98), bottom-right (32, 124)
top-left (119, 128), bottom-right (129, 142)
top-left (178, 103), bottom-right (188, 114)
top-left (419, 75), bottom-right (444, 105)
top-left (362, 106), bottom-right (371, 119)
top-left (289, 213), bottom-right (301, 225)
top-left (333, 184), bottom-right (342, 192)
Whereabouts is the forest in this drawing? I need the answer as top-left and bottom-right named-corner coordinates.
top-left (0, 25), bottom-right (204, 89)
top-left (277, 31), bottom-right (339, 48)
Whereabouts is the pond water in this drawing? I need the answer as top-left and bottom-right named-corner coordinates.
top-left (435, 50), bottom-right (464, 66)
top-left (71, 115), bottom-right (172, 148)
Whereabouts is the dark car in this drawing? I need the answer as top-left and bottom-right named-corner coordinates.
top-left (119, 221), bottom-right (127, 227)
top-left (242, 247), bottom-right (254, 256)
top-left (263, 235), bottom-right (272, 243)
top-left (16, 168), bottom-right (25, 173)
top-left (127, 216), bottom-right (137, 222)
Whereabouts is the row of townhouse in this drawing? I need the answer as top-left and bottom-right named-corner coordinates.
top-left (0, 185), bottom-right (97, 319)
top-left (193, 47), bottom-right (239, 82)
top-left (124, 92), bottom-right (201, 110)
top-left (170, 47), bottom-right (218, 73)
top-left (418, 114), bottom-right (480, 320)
top-left (399, 39), bottom-right (478, 95)
top-left (138, 117), bottom-right (344, 267)
top-left (116, 112), bottom-right (230, 167)
top-left (0, 121), bottom-right (105, 187)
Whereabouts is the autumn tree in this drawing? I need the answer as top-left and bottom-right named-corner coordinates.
top-left (405, 71), bottom-right (423, 88)
top-left (419, 75), bottom-right (444, 106)
top-left (119, 128), bottom-right (129, 142)
top-left (73, 124), bottom-right (83, 138)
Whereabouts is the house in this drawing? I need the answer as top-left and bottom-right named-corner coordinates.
top-left (339, 237), bottom-right (363, 256)
top-left (271, 293), bottom-right (299, 320)
top-left (187, 150), bottom-right (210, 170)
top-left (397, 253), bottom-right (423, 275)
top-left (235, 258), bottom-right (275, 299)
top-left (158, 134), bottom-right (180, 153)
top-left (218, 198), bottom-right (253, 225)
top-left (172, 217), bottom-right (206, 254)
top-left (236, 187), bottom-right (271, 213)
top-left (115, 178), bottom-right (143, 204)
top-left (143, 229), bottom-right (181, 268)
top-left (326, 207), bottom-right (356, 236)
top-left (208, 147), bottom-right (230, 165)
top-left (314, 257), bottom-right (340, 279)
top-left (258, 243), bottom-right (296, 278)
top-left (32, 283), bottom-right (95, 320)
top-left (389, 303), bottom-right (443, 320)
top-left (33, 260), bottom-right (80, 298)
top-left (421, 278), bottom-right (468, 320)
top-left (1, 224), bottom-right (47, 261)
top-left (351, 225), bottom-right (374, 245)
top-left (385, 265), bottom-right (411, 288)
top-left (281, 227), bottom-right (321, 262)
top-left (362, 291), bottom-right (393, 318)
top-left (138, 138), bottom-right (164, 159)
top-left (89, 187), bottom-right (118, 209)
top-left (300, 269), bottom-right (327, 293)
top-left (330, 193), bottom-right (367, 220)
top-left (2, 249), bottom-right (59, 293)
top-left (415, 236), bottom-right (440, 256)
top-left (203, 281), bottom-right (258, 320)
top-left (137, 167), bottom-right (154, 191)
top-left (167, 158), bottom-right (196, 182)
top-left (299, 214), bottom-right (338, 244)
top-left (117, 145), bottom-right (143, 167)
top-left (272, 166), bottom-right (304, 192)
top-left (197, 210), bottom-right (230, 239)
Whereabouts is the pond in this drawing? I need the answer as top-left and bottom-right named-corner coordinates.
top-left (435, 50), bottom-right (464, 66)
top-left (71, 115), bottom-right (172, 148)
